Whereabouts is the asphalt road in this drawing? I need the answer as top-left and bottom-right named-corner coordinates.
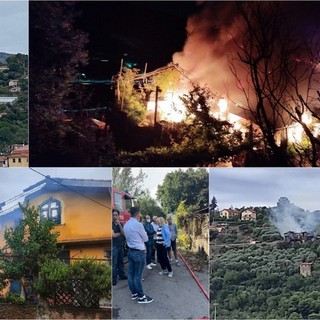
top-left (112, 256), bottom-right (209, 320)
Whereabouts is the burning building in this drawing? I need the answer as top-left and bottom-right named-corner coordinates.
top-left (270, 197), bottom-right (320, 242)
top-left (283, 231), bottom-right (315, 243)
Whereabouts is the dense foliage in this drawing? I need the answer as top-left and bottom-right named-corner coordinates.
top-left (29, 2), bottom-right (116, 166)
top-left (211, 244), bottom-right (320, 319)
top-left (156, 168), bottom-right (209, 214)
top-left (112, 167), bottom-right (147, 198)
top-left (0, 204), bottom-right (60, 294)
top-left (116, 67), bottom-right (146, 123)
top-left (211, 206), bottom-right (320, 319)
top-left (34, 258), bottom-right (111, 305)
top-left (139, 190), bottom-right (165, 218)
top-left (0, 204), bottom-right (111, 304)
top-left (0, 53), bottom-right (28, 153)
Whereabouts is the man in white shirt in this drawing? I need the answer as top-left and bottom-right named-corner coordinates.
top-left (123, 207), bottom-right (154, 304)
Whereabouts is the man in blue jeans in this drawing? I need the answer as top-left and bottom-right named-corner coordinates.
top-left (123, 207), bottom-right (154, 304)
top-left (143, 214), bottom-right (157, 270)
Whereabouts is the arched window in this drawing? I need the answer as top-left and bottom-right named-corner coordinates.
top-left (40, 198), bottom-right (61, 224)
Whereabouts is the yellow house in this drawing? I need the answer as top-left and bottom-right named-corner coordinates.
top-left (220, 208), bottom-right (240, 219)
top-left (7, 145), bottom-right (29, 167)
top-left (21, 176), bottom-right (112, 262)
top-left (241, 208), bottom-right (257, 221)
top-left (0, 176), bottom-right (111, 298)
top-left (0, 177), bottom-right (112, 260)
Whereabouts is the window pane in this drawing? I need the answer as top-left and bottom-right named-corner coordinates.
top-left (51, 202), bottom-right (58, 208)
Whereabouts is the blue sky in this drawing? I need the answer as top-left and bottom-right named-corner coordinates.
top-left (0, 168), bottom-right (112, 206)
top-left (209, 168), bottom-right (320, 212)
top-left (0, 1), bottom-right (28, 54)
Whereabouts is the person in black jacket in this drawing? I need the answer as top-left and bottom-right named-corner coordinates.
top-left (112, 209), bottom-right (128, 285)
top-left (143, 214), bottom-right (157, 270)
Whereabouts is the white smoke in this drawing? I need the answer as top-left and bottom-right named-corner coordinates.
top-left (270, 197), bottom-right (320, 236)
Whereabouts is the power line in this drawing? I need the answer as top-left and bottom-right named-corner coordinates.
top-left (1, 169), bottom-right (112, 216)
top-left (27, 168), bottom-right (112, 211)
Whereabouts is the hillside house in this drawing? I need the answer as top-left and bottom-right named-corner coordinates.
top-left (9, 80), bottom-right (18, 87)
top-left (300, 262), bottom-right (312, 276)
top-left (211, 223), bottom-right (228, 233)
top-left (241, 208), bottom-right (257, 221)
top-left (8, 80), bottom-right (21, 93)
top-left (0, 96), bottom-right (17, 104)
top-left (7, 145), bottom-right (28, 167)
top-left (220, 208), bottom-right (240, 219)
top-left (0, 66), bottom-right (8, 72)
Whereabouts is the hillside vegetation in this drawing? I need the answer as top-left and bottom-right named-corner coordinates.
top-left (0, 53), bottom-right (28, 153)
top-left (211, 206), bottom-right (320, 319)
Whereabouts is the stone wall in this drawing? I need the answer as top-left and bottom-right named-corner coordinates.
top-left (0, 304), bottom-right (37, 319)
top-left (0, 304), bottom-right (111, 319)
top-left (180, 212), bottom-right (209, 256)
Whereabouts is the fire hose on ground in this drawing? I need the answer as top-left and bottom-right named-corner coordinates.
top-left (178, 249), bottom-right (209, 301)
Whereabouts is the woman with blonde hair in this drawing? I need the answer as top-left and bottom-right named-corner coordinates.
top-left (156, 216), bottom-right (173, 277)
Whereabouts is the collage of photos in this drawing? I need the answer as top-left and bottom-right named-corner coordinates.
top-left (0, 1), bottom-right (320, 320)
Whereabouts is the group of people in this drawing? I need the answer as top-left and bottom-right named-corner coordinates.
top-left (112, 207), bottom-right (180, 304)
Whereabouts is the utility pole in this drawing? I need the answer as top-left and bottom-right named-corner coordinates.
top-left (213, 302), bottom-right (218, 320)
top-left (143, 63), bottom-right (148, 84)
top-left (154, 86), bottom-right (161, 127)
top-left (120, 59), bottom-right (124, 109)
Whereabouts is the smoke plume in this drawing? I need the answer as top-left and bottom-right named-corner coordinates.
top-left (173, 2), bottom-right (320, 119)
top-left (270, 197), bottom-right (320, 236)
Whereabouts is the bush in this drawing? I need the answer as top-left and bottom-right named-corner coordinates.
top-left (69, 258), bottom-right (112, 300)
top-left (177, 231), bottom-right (192, 250)
top-left (33, 259), bottom-right (69, 298)
top-left (34, 258), bottom-right (112, 302)
top-left (3, 292), bottom-right (26, 305)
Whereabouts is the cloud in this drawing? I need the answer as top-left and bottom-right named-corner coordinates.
top-left (0, 1), bottom-right (28, 54)
top-left (209, 168), bottom-right (320, 211)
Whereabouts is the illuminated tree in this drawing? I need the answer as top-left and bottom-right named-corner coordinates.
top-left (116, 67), bottom-right (146, 123)
top-left (178, 85), bottom-right (250, 164)
top-left (229, 2), bottom-right (320, 166)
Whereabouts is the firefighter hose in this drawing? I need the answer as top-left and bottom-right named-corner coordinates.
top-left (178, 250), bottom-right (209, 301)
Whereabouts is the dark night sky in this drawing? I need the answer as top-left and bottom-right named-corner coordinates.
top-left (75, 1), bottom-right (197, 79)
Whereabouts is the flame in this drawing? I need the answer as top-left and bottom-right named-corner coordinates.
top-left (287, 113), bottom-right (318, 143)
top-left (146, 91), bottom-right (249, 135)
top-left (301, 112), bottom-right (312, 124)
top-left (147, 90), bottom-right (187, 123)
top-left (288, 124), bottom-right (303, 143)
top-left (218, 98), bottom-right (228, 113)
